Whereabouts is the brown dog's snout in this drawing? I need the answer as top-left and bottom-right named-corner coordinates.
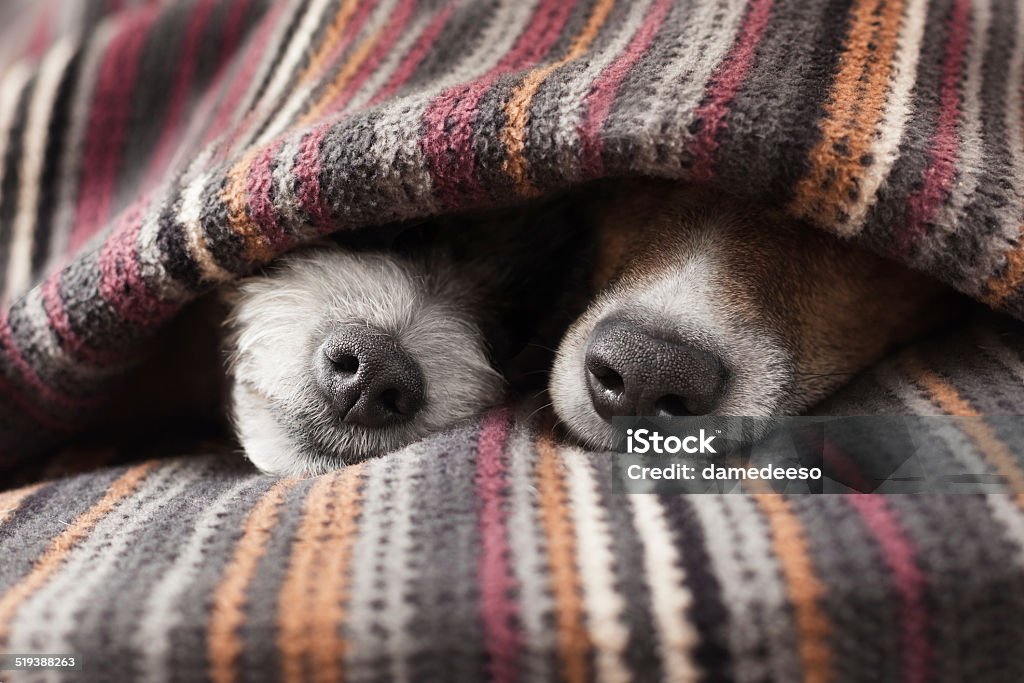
top-left (315, 326), bottom-right (426, 428)
top-left (584, 317), bottom-right (727, 419)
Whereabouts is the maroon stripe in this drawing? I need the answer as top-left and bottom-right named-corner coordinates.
top-left (475, 409), bottom-right (522, 683)
top-left (292, 124), bottom-right (332, 231)
top-left (368, 5), bottom-right (456, 107)
top-left (578, 0), bottom-right (674, 178)
top-left (0, 313), bottom-right (96, 411)
top-left (41, 275), bottom-right (132, 366)
top-left (96, 201), bottom-right (177, 327)
top-left (897, 0), bottom-right (971, 254)
top-left (317, 0), bottom-right (418, 115)
top-left (26, 0), bottom-right (58, 60)
top-left (244, 140), bottom-right (290, 255)
top-left (204, 1), bottom-right (290, 146)
top-left (0, 366), bottom-right (74, 432)
top-left (421, 0), bottom-right (579, 208)
top-left (141, 0), bottom-right (219, 190)
top-left (70, 4), bottom-right (162, 252)
top-left (846, 496), bottom-right (931, 683)
top-left (688, 0), bottom-right (775, 182)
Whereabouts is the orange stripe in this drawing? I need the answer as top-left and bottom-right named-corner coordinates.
top-left (301, 17), bottom-right (390, 124)
top-left (902, 351), bottom-right (1024, 493)
top-left (220, 147), bottom-right (265, 261)
top-left (983, 229), bottom-right (1024, 307)
top-left (536, 436), bottom-right (589, 683)
top-left (0, 481), bottom-right (47, 526)
top-left (790, 0), bottom-right (904, 231)
top-left (209, 478), bottom-right (297, 683)
top-left (501, 0), bottom-right (617, 194)
top-left (754, 494), bottom-right (832, 683)
top-left (0, 462), bottom-right (158, 646)
top-left (296, 0), bottom-right (360, 89)
top-left (276, 465), bottom-right (365, 683)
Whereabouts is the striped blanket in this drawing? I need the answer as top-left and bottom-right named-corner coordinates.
top-left (2, 316), bottom-right (1024, 682)
top-left (3, 0), bottom-right (1024, 681)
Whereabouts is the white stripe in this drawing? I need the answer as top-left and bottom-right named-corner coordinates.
top-left (215, 0), bottom-right (311, 154)
top-left (248, 0), bottom-right (338, 147)
top-left (255, 0), bottom-right (403, 147)
top-left (135, 476), bottom-right (262, 683)
top-left (628, 495), bottom-right (701, 682)
top-left (563, 449), bottom-right (631, 683)
top-left (845, 0), bottom-right (929, 233)
top-left (6, 39), bottom-right (76, 299)
top-left (6, 461), bottom-right (203, 682)
top-left (0, 64), bottom-right (32, 274)
top-left (333, 0), bottom-right (543, 217)
top-left (177, 170), bottom-right (233, 282)
top-left (507, 427), bottom-right (555, 682)
top-left (690, 496), bottom-right (803, 683)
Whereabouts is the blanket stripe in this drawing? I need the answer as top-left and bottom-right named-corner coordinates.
top-left (2, 0), bottom-right (1024, 461)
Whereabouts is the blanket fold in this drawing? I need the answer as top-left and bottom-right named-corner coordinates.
top-left (1, 0), bottom-right (1023, 463)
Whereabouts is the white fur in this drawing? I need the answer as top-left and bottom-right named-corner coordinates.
top-left (226, 248), bottom-right (504, 476)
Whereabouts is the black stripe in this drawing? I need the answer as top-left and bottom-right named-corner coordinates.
top-left (660, 496), bottom-right (733, 683)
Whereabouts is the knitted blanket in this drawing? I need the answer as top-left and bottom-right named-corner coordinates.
top-left (1, 0), bottom-right (1024, 463)
top-left (2, 315), bottom-right (1024, 683)
top-left (3, 1), bottom-right (1024, 681)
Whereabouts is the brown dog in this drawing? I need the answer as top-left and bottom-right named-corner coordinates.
top-left (549, 179), bottom-right (958, 449)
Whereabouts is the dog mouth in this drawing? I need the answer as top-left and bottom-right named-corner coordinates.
top-left (550, 303), bottom-right (794, 451)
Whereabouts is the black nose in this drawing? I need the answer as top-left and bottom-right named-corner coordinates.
top-left (314, 326), bottom-right (425, 428)
top-left (584, 317), bottom-right (727, 419)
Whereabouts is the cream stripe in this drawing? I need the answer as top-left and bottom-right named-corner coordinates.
top-left (177, 170), bottom-right (233, 282)
top-left (507, 425), bottom-right (555, 681)
top-left (48, 23), bottom-right (113, 266)
top-left (217, 0), bottom-right (312, 152)
top-left (845, 0), bottom-right (928, 232)
top-left (249, 0), bottom-right (337, 147)
top-left (340, 455), bottom-right (398, 679)
top-left (0, 63), bottom-right (32, 273)
top-left (135, 477), bottom-right (263, 683)
top-left (6, 462), bottom-right (202, 666)
top-left (691, 496), bottom-right (803, 683)
top-left (875, 358), bottom-right (994, 473)
top-left (331, 0), bottom-right (542, 218)
top-left (563, 450), bottom-right (630, 683)
top-left (6, 39), bottom-right (75, 299)
top-left (628, 495), bottom-right (700, 682)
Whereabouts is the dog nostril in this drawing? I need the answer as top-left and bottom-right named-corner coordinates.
top-left (589, 363), bottom-right (625, 395)
top-left (377, 387), bottom-right (402, 415)
top-left (331, 354), bottom-right (359, 374)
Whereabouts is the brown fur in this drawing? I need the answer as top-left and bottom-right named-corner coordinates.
top-left (580, 178), bottom-right (959, 410)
